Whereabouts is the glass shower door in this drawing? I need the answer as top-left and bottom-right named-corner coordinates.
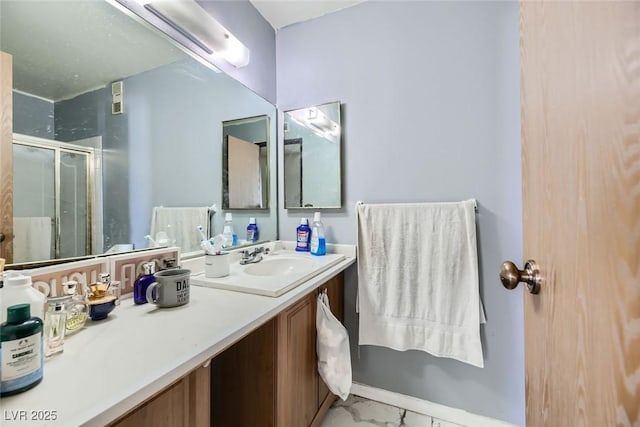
top-left (13, 138), bottom-right (93, 262)
top-left (59, 150), bottom-right (89, 259)
top-left (13, 144), bottom-right (55, 263)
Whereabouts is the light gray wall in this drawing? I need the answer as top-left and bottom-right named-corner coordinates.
top-left (276, 1), bottom-right (524, 425)
top-left (13, 91), bottom-right (54, 138)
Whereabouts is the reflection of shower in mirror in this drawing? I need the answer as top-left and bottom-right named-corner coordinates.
top-left (12, 134), bottom-right (101, 264)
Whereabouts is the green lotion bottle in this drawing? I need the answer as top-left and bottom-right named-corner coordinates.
top-left (1, 304), bottom-right (44, 396)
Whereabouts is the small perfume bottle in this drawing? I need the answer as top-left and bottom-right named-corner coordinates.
top-left (62, 281), bottom-right (89, 335)
top-left (44, 296), bottom-right (70, 357)
top-left (99, 273), bottom-right (121, 305)
top-left (133, 262), bottom-right (156, 305)
top-left (109, 280), bottom-right (122, 305)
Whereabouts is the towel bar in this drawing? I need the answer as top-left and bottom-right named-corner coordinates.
top-left (356, 200), bottom-right (478, 212)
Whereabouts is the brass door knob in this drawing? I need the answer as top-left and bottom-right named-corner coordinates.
top-left (499, 260), bottom-right (542, 294)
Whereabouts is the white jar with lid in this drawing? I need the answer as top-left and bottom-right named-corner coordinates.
top-left (0, 272), bottom-right (46, 323)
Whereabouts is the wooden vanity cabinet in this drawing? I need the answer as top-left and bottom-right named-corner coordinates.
top-left (110, 362), bottom-right (210, 427)
top-left (109, 272), bottom-right (345, 427)
top-left (276, 272), bottom-right (345, 427)
top-left (210, 272), bottom-right (345, 427)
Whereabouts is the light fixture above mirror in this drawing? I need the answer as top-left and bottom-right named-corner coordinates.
top-left (133, 0), bottom-right (250, 68)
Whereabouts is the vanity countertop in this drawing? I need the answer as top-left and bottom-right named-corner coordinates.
top-left (2, 245), bottom-right (355, 426)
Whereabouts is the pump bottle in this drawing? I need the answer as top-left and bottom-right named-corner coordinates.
top-left (310, 212), bottom-right (327, 256)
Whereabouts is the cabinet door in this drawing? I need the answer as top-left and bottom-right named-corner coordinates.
top-left (276, 292), bottom-right (318, 427)
top-left (111, 363), bottom-right (210, 427)
top-left (316, 273), bottom-right (345, 412)
top-left (211, 319), bottom-right (276, 427)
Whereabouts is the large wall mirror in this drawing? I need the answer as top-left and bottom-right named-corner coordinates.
top-left (283, 101), bottom-right (342, 209)
top-left (0, 0), bottom-right (277, 266)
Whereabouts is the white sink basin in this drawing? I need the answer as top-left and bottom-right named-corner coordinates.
top-left (191, 250), bottom-right (345, 297)
top-left (243, 257), bottom-right (315, 277)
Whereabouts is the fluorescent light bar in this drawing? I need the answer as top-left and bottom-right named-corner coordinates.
top-left (145, 0), bottom-right (250, 68)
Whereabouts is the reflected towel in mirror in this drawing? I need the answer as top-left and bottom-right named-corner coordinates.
top-left (13, 217), bottom-right (52, 263)
top-left (149, 207), bottom-right (210, 254)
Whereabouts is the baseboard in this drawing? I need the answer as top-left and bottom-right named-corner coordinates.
top-left (350, 382), bottom-right (520, 427)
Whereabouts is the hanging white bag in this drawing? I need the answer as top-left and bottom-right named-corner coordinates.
top-left (316, 289), bottom-right (352, 401)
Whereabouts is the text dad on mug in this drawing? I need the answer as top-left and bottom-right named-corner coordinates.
top-left (175, 279), bottom-right (189, 304)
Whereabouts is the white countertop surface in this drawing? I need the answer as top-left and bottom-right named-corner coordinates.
top-left (2, 244), bottom-right (355, 426)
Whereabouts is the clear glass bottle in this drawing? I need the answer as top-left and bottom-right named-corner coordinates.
top-left (62, 281), bottom-right (89, 335)
top-left (109, 280), bottom-right (122, 305)
top-left (43, 296), bottom-right (70, 357)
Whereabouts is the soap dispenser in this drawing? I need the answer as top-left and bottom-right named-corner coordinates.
top-left (133, 262), bottom-right (156, 305)
top-left (310, 212), bottom-right (327, 256)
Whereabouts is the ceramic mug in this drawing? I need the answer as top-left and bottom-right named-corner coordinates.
top-left (204, 254), bottom-right (229, 278)
top-left (146, 269), bottom-right (191, 308)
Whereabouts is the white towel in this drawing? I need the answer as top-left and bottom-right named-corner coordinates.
top-left (356, 200), bottom-right (485, 368)
top-left (13, 217), bottom-right (52, 263)
top-left (149, 207), bottom-right (210, 254)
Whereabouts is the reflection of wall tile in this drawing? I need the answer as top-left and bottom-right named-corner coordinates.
top-left (10, 247), bottom-right (180, 298)
top-left (13, 91), bottom-right (55, 138)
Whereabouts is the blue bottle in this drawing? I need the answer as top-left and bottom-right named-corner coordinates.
top-left (247, 217), bottom-right (259, 242)
top-left (133, 262), bottom-right (156, 305)
top-left (295, 218), bottom-right (311, 252)
top-left (310, 212), bottom-right (327, 256)
top-left (1, 304), bottom-right (44, 396)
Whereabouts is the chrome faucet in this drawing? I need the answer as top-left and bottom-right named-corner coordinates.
top-left (239, 247), bottom-right (269, 265)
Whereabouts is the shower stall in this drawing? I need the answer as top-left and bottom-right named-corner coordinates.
top-left (12, 134), bottom-right (101, 263)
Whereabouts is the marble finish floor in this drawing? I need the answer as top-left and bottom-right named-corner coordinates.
top-left (320, 395), bottom-right (435, 427)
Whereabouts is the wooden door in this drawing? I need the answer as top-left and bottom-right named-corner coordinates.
top-left (227, 135), bottom-right (262, 208)
top-left (0, 51), bottom-right (13, 263)
top-left (521, 2), bottom-right (639, 426)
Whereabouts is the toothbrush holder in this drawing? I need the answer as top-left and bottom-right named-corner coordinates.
top-left (204, 253), bottom-right (229, 278)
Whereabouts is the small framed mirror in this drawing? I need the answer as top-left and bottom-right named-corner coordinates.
top-left (222, 115), bottom-right (270, 209)
top-left (283, 101), bottom-right (342, 209)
